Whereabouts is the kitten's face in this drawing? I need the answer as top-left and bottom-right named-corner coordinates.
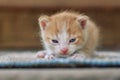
top-left (39, 12), bottom-right (88, 57)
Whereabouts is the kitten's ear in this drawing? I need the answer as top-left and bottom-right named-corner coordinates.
top-left (38, 15), bottom-right (50, 30)
top-left (77, 15), bottom-right (89, 29)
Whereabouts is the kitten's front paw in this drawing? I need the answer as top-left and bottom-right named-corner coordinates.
top-left (36, 51), bottom-right (55, 59)
top-left (70, 54), bottom-right (87, 59)
top-left (45, 54), bottom-right (55, 60)
top-left (36, 51), bottom-right (46, 58)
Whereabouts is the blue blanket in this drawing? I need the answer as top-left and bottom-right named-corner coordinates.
top-left (0, 51), bottom-right (120, 68)
top-left (0, 58), bottom-right (120, 68)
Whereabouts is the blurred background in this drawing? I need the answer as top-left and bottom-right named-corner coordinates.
top-left (0, 0), bottom-right (120, 51)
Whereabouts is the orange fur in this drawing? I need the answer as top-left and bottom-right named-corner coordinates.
top-left (38, 11), bottom-right (99, 58)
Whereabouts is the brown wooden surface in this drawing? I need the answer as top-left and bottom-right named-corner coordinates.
top-left (0, 0), bottom-right (120, 8)
top-left (0, 10), bottom-right (42, 49)
top-left (1, 69), bottom-right (120, 80)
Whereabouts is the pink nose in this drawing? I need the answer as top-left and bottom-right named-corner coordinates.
top-left (60, 48), bottom-right (68, 54)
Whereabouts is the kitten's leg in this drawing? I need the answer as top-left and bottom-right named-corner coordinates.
top-left (45, 54), bottom-right (55, 59)
top-left (36, 50), bottom-right (55, 59)
top-left (36, 50), bottom-right (46, 58)
top-left (43, 50), bottom-right (56, 59)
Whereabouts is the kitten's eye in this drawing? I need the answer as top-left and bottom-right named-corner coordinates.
top-left (52, 39), bottom-right (59, 43)
top-left (69, 38), bottom-right (76, 43)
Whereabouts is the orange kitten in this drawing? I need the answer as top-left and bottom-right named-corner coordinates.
top-left (36, 11), bottom-right (99, 59)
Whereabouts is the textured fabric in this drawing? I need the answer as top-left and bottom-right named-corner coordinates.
top-left (0, 51), bottom-right (120, 68)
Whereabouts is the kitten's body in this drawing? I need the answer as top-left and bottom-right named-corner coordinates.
top-left (37, 11), bottom-right (99, 59)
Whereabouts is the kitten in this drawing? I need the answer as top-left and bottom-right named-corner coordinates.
top-left (36, 11), bottom-right (99, 59)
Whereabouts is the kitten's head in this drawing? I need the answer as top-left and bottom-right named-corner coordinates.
top-left (38, 11), bottom-right (89, 57)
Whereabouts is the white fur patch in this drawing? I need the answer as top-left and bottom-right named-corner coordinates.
top-left (58, 22), bottom-right (69, 47)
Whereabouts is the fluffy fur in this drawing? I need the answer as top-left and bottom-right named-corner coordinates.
top-left (37, 11), bottom-right (99, 59)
